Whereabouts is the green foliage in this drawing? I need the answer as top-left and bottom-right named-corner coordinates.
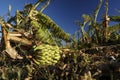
top-left (73, 0), bottom-right (103, 49)
top-left (108, 24), bottom-right (120, 33)
top-left (36, 12), bottom-right (70, 41)
top-left (73, 0), bottom-right (120, 49)
top-left (31, 20), bottom-right (55, 44)
top-left (110, 16), bottom-right (120, 22)
top-left (8, 2), bottom-right (70, 44)
top-left (109, 32), bottom-right (119, 41)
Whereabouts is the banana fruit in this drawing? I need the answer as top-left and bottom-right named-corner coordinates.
top-left (33, 44), bottom-right (61, 66)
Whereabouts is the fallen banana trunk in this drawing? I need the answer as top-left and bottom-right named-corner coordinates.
top-left (8, 32), bottom-right (22, 37)
top-left (7, 32), bottom-right (33, 46)
top-left (2, 23), bottom-right (23, 59)
top-left (8, 36), bottom-right (32, 46)
top-left (5, 46), bottom-right (23, 59)
top-left (5, 35), bottom-right (23, 59)
top-left (3, 36), bottom-right (23, 59)
top-left (6, 32), bottom-right (32, 59)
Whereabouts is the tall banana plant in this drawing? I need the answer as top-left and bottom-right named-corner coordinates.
top-left (88, 0), bottom-right (120, 44)
top-left (76, 0), bottom-right (103, 45)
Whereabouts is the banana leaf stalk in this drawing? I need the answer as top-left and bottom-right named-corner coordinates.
top-left (102, 0), bottom-right (110, 42)
top-left (76, 21), bottom-right (91, 43)
top-left (81, 24), bottom-right (91, 43)
top-left (91, 0), bottom-right (103, 43)
top-left (76, 14), bottom-right (91, 43)
top-left (93, 0), bottom-right (103, 23)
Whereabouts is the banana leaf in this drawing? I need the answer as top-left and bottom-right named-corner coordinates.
top-left (110, 16), bottom-right (120, 22)
top-left (108, 24), bottom-right (120, 33)
top-left (36, 12), bottom-right (70, 41)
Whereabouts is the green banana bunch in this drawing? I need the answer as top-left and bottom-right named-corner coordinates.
top-left (33, 44), bottom-right (62, 66)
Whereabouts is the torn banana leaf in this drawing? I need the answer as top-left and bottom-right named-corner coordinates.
top-left (36, 12), bottom-right (70, 42)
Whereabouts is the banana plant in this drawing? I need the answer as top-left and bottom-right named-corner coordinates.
top-left (0, 0), bottom-right (70, 60)
top-left (75, 0), bottom-right (103, 46)
top-left (76, 14), bottom-right (91, 43)
top-left (7, 0), bottom-right (70, 46)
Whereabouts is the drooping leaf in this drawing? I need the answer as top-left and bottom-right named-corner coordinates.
top-left (110, 16), bottom-right (120, 22)
top-left (93, 0), bottom-right (102, 23)
top-left (108, 24), bottom-right (120, 33)
top-left (36, 12), bottom-right (70, 41)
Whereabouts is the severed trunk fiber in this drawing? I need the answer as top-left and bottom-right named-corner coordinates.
top-left (7, 31), bottom-right (33, 46)
top-left (1, 24), bottom-right (23, 59)
top-left (1, 24), bottom-right (9, 49)
top-left (8, 36), bottom-right (32, 46)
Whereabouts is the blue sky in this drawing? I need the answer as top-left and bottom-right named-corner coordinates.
top-left (0, 0), bottom-right (120, 35)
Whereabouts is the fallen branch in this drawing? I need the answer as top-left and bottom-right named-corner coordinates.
top-left (8, 36), bottom-right (32, 46)
top-left (8, 32), bottom-right (22, 37)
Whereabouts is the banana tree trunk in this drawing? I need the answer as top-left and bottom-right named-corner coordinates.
top-left (1, 23), bottom-right (23, 59)
top-left (103, 15), bottom-right (110, 43)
